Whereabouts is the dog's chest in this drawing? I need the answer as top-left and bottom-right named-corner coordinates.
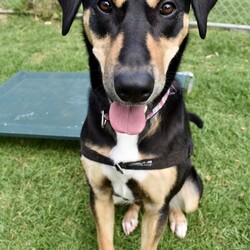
top-left (101, 133), bottom-right (148, 204)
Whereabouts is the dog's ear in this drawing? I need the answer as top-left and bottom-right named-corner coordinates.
top-left (58, 0), bottom-right (82, 35)
top-left (191, 0), bottom-right (217, 39)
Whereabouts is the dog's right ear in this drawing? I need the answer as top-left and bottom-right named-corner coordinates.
top-left (58, 0), bottom-right (82, 35)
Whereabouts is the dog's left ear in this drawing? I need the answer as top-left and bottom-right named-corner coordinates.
top-left (58, 0), bottom-right (82, 35)
top-left (191, 0), bottom-right (217, 39)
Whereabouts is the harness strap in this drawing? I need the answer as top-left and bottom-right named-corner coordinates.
top-left (80, 143), bottom-right (193, 174)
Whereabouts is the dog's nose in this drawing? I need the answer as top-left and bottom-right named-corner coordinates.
top-left (114, 72), bottom-right (154, 103)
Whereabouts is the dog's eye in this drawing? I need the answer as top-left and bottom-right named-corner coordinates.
top-left (160, 2), bottom-right (176, 16)
top-left (98, 0), bottom-right (112, 13)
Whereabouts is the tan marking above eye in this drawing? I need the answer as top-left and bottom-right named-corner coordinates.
top-left (146, 0), bottom-right (161, 8)
top-left (113, 0), bottom-right (127, 8)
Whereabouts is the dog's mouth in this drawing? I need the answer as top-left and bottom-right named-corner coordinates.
top-left (109, 102), bottom-right (147, 135)
top-left (107, 85), bottom-right (174, 135)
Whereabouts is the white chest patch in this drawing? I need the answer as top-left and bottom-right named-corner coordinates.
top-left (101, 132), bottom-right (148, 204)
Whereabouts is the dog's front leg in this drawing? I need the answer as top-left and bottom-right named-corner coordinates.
top-left (140, 203), bottom-right (168, 250)
top-left (82, 158), bottom-right (115, 250)
top-left (139, 168), bottom-right (178, 250)
top-left (90, 187), bottom-right (115, 250)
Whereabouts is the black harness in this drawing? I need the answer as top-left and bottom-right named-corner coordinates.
top-left (80, 143), bottom-right (193, 174)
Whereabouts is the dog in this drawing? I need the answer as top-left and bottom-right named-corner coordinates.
top-left (58, 1), bottom-right (217, 249)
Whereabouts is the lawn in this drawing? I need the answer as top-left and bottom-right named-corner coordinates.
top-left (0, 15), bottom-right (249, 250)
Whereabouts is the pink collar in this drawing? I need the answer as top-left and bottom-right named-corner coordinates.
top-left (146, 85), bottom-right (176, 120)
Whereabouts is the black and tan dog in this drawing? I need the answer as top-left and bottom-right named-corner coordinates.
top-left (58, 0), bottom-right (217, 249)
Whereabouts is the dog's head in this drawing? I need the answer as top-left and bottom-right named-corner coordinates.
top-left (59, 0), bottom-right (217, 134)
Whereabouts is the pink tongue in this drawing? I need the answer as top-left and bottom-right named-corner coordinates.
top-left (109, 102), bottom-right (146, 135)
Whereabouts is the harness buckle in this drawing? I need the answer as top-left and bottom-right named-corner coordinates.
top-left (114, 163), bottom-right (124, 174)
top-left (101, 110), bottom-right (107, 128)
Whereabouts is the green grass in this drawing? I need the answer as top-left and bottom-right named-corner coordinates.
top-left (0, 0), bottom-right (61, 20)
top-left (0, 15), bottom-right (250, 249)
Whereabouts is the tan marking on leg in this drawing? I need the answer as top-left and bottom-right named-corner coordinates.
top-left (141, 210), bottom-right (167, 250)
top-left (140, 167), bottom-right (177, 204)
top-left (81, 157), bottom-right (105, 190)
top-left (175, 180), bottom-right (201, 213)
top-left (122, 204), bottom-right (140, 235)
top-left (94, 196), bottom-right (115, 250)
top-left (81, 157), bottom-right (115, 250)
top-left (113, 0), bottom-right (126, 8)
top-left (139, 167), bottom-right (177, 249)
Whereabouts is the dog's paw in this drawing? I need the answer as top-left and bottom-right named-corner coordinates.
top-left (122, 204), bottom-right (140, 235)
top-left (122, 217), bottom-right (138, 235)
top-left (169, 208), bottom-right (188, 239)
top-left (169, 218), bottom-right (187, 238)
